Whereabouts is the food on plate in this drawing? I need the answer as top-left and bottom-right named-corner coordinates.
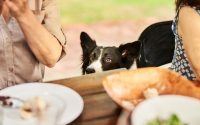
top-left (20, 96), bottom-right (48, 120)
top-left (147, 114), bottom-right (187, 125)
top-left (0, 95), bottom-right (49, 120)
top-left (103, 67), bottom-right (200, 111)
top-left (0, 95), bottom-right (61, 125)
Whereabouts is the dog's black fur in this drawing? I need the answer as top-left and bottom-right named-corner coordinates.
top-left (80, 20), bottom-right (175, 74)
top-left (137, 20), bottom-right (175, 67)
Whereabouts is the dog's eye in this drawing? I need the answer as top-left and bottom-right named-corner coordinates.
top-left (105, 57), bottom-right (112, 63)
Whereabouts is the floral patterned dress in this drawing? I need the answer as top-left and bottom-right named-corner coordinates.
top-left (170, 7), bottom-right (200, 80)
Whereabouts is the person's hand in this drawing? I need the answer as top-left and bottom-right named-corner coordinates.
top-left (5, 0), bottom-right (31, 19)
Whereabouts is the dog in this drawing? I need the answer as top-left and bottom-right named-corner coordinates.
top-left (80, 21), bottom-right (175, 74)
top-left (80, 32), bottom-right (140, 74)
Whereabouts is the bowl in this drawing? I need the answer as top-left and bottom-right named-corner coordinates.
top-left (131, 95), bottom-right (200, 125)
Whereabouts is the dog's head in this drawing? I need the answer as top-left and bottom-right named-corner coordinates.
top-left (80, 32), bottom-right (140, 74)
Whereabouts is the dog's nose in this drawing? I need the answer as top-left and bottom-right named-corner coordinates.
top-left (86, 68), bottom-right (95, 74)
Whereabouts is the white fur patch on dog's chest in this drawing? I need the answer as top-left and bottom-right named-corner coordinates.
top-left (129, 61), bottom-right (137, 70)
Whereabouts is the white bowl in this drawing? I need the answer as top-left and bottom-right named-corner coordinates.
top-left (131, 95), bottom-right (200, 125)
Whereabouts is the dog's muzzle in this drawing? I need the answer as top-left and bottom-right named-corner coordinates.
top-left (85, 68), bottom-right (95, 74)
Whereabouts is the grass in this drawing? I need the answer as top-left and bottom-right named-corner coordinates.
top-left (58, 0), bottom-right (175, 25)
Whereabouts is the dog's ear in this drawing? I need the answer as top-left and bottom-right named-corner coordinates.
top-left (118, 41), bottom-right (141, 58)
top-left (80, 32), bottom-right (97, 53)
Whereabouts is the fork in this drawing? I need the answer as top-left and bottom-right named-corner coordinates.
top-left (0, 96), bottom-right (24, 109)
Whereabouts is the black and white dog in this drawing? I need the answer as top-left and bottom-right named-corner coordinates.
top-left (80, 21), bottom-right (175, 74)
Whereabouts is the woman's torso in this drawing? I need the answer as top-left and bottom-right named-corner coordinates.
top-left (170, 6), bottom-right (200, 80)
top-left (0, 1), bottom-right (46, 89)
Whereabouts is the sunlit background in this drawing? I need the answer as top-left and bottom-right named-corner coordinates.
top-left (44, 0), bottom-right (175, 81)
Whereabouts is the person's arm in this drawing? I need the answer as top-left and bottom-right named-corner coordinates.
top-left (178, 6), bottom-right (200, 80)
top-left (0, 0), bottom-right (4, 14)
top-left (5, 0), bottom-right (63, 68)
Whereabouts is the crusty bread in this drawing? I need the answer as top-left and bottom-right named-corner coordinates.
top-left (103, 67), bottom-right (200, 111)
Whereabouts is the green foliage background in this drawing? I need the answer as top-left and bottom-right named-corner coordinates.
top-left (58, 0), bottom-right (174, 24)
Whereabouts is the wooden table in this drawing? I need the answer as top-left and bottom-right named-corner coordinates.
top-left (48, 69), bottom-right (126, 125)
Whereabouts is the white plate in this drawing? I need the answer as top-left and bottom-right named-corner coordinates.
top-left (131, 95), bottom-right (200, 125)
top-left (0, 83), bottom-right (84, 125)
